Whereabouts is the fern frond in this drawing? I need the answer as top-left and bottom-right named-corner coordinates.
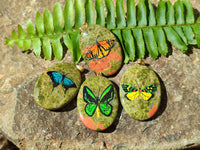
top-left (4, 0), bottom-right (200, 63)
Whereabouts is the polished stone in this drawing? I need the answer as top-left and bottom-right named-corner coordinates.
top-left (77, 76), bottom-right (119, 131)
top-left (79, 24), bottom-right (123, 76)
top-left (34, 63), bottom-right (81, 110)
top-left (120, 65), bottom-right (161, 120)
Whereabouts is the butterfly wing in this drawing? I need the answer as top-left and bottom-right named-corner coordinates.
top-left (99, 84), bottom-right (114, 116)
top-left (47, 71), bottom-right (63, 91)
top-left (140, 92), bottom-right (152, 101)
top-left (122, 84), bottom-right (139, 101)
top-left (99, 39), bottom-right (115, 50)
top-left (86, 44), bottom-right (98, 60)
top-left (140, 84), bottom-right (157, 101)
top-left (126, 92), bottom-right (140, 101)
top-left (145, 84), bottom-right (157, 93)
top-left (83, 86), bottom-right (97, 117)
top-left (85, 37), bottom-right (115, 60)
top-left (96, 40), bottom-right (115, 59)
top-left (62, 76), bottom-right (76, 93)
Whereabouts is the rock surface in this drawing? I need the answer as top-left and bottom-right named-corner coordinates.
top-left (0, 0), bottom-right (200, 149)
top-left (0, 131), bottom-right (18, 150)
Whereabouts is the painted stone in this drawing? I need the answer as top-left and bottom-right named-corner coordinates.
top-left (34, 63), bottom-right (81, 110)
top-left (77, 76), bottom-right (119, 131)
top-left (120, 65), bottom-right (161, 120)
top-left (79, 24), bottom-right (123, 76)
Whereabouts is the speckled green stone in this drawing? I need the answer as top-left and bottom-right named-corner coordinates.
top-left (77, 76), bottom-right (119, 131)
top-left (34, 63), bottom-right (81, 110)
top-left (79, 24), bottom-right (123, 76)
top-left (120, 65), bottom-right (161, 120)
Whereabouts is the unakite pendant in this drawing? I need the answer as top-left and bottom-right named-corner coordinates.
top-left (79, 24), bottom-right (123, 76)
top-left (77, 76), bottom-right (119, 131)
top-left (120, 65), bottom-right (161, 120)
top-left (34, 63), bottom-right (81, 110)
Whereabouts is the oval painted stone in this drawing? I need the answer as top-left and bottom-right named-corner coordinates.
top-left (34, 63), bottom-right (81, 110)
top-left (79, 24), bottom-right (123, 76)
top-left (120, 65), bottom-right (161, 120)
top-left (77, 76), bottom-right (119, 131)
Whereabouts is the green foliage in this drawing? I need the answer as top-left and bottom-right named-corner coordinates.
top-left (4, 0), bottom-right (200, 63)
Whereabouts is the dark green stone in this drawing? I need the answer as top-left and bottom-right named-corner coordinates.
top-left (79, 24), bottom-right (123, 76)
top-left (34, 63), bottom-right (81, 110)
top-left (120, 65), bottom-right (161, 120)
top-left (77, 76), bottom-right (119, 131)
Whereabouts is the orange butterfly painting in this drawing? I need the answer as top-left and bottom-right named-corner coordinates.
top-left (85, 36), bottom-right (115, 60)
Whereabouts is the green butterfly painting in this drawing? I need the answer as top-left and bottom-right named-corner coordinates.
top-left (83, 84), bottom-right (114, 117)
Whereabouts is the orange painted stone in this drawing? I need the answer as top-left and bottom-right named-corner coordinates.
top-left (77, 76), bottom-right (119, 131)
top-left (79, 24), bottom-right (123, 76)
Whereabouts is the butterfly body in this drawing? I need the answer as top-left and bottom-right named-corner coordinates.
top-left (83, 85), bottom-right (114, 117)
top-left (122, 84), bottom-right (157, 101)
top-left (86, 36), bottom-right (115, 60)
top-left (47, 71), bottom-right (76, 94)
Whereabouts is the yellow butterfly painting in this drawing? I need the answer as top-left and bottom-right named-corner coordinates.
top-left (122, 84), bottom-right (157, 101)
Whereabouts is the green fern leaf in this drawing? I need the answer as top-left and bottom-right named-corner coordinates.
top-left (95, 0), bottom-right (105, 26)
top-left (4, 0), bottom-right (200, 63)
top-left (63, 0), bottom-right (73, 53)
top-left (53, 3), bottom-right (63, 34)
top-left (143, 0), bottom-right (159, 59)
top-left (72, 0), bottom-right (84, 63)
top-left (43, 9), bottom-right (54, 35)
top-left (105, 0), bottom-right (115, 29)
top-left (42, 37), bottom-right (52, 60)
top-left (35, 12), bottom-right (44, 36)
top-left (115, 0), bottom-right (129, 63)
top-left (51, 36), bottom-right (63, 61)
top-left (85, 0), bottom-right (95, 26)
top-left (192, 15), bottom-right (200, 48)
top-left (154, 0), bottom-right (168, 56)
top-left (32, 38), bottom-right (41, 57)
top-left (164, 0), bottom-right (188, 53)
top-left (26, 19), bottom-right (35, 37)
top-left (125, 0), bottom-right (136, 61)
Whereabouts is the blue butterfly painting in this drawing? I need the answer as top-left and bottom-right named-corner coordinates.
top-left (47, 71), bottom-right (76, 94)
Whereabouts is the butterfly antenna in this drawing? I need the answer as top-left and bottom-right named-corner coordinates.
top-left (64, 73), bottom-right (68, 76)
top-left (96, 35), bottom-right (100, 43)
top-left (51, 87), bottom-right (54, 92)
top-left (97, 88), bottom-right (100, 98)
top-left (136, 81), bottom-right (140, 89)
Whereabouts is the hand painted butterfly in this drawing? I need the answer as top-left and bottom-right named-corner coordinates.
top-left (86, 36), bottom-right (115, 60)
top-left (122, 84), bottom-right (157, 101)
top-left (47, 71), bottom-right (76, 94)
top-left (83, 84), bottom-right (114, 117)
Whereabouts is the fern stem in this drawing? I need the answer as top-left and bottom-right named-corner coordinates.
top-left (8, 22), bottom-right (200, 43)
top-left (108, 22), bottom-right (200, 31)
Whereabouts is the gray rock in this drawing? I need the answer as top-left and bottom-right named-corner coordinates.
top-left (1, 0), bottom-right (200, 149)
top-left (0, 131), bottom-right (18, 150)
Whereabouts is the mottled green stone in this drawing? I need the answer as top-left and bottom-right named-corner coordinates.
top-left (77, 76), bottom-right (119, 131)
top-left (34, 63), bottom-right (81, 110)
top-left (79, 24), bottom-right (123, 76)
top-left (120, 65), bottom-right (161, 120)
